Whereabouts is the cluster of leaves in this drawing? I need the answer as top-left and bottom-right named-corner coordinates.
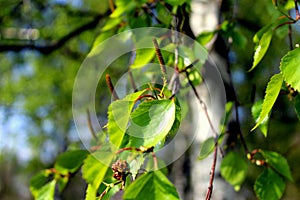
top-left (29, 0), bottom-right (299, 200)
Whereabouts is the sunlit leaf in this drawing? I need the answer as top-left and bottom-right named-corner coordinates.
top-left (101, 18), bottom-right (122, 32)
top-left (127, 99), bottom-right (176, 147)
top-left (251, 73), bottom-right (283, 134)
top-left (110, 1), bottom-right (136, 18)
top-left (280, 47), bottom-right (300, 92)
top-left (30, 170), bottom-right (52, 198)
top-left (254, 168), bottom-right (285, 200)
top-left (36, 180), bottom-right (56, 200)
top-left (54, 150), bottom-right (88, 175)
top-left (220, 152), bottom-right (248, 191)
top-left (130, 49), bottom-right (155, 69)
top-left (251, 100), bottom-right (269, 136)
top-left (164, 0), bottom-right (187, 6)
top-left (123, 171), bottom-right (179, 200)
top-left (82, 149), bottom-right (114, 200)
top-left (108, 91), bottom-right (145, 147)
top-left (249, 29), bottom-right (273, 71)
top-left (196, 31), bottom-right (216, 46)
top-left (260, 150), bottom-right (293, 181)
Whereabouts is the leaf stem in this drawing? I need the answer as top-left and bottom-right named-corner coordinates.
top-left (106, 74), bottom-right (119, 100)
top-left (205, 143), bottom-right (218, 200)
top-left (86, 109), bottom-right (98, 141)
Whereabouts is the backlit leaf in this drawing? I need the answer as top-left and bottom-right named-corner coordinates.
top-left (36, 180), bottom-right (56, 200)
top-left (249, 29), bottom-right (273, 71)
top-left (220, 152), bottom-right (248, 191)
top-left (280, 47), bottom-right (300, 92)
top-left (251, 73), bottom-right (283, 134)
top-left (82, 149), bottom-right (114, 200)
top-left (196, 31), bottom-right (216, 46)
top-left (251, 100), bottom-right (269, 137)
top-left (127, 99), bottom-right (176, 147)
top-left (108, 91), bottom-right (145, 147)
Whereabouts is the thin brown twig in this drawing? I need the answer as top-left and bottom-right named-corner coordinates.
top-left (205, 143), bottom-right (218, 200)
top-left (86, 109), bottom-right (98, 140)
top-left (106, 74), bottom-right (119, 100)
top-left (185, 70), bottom-right (218, 138)
top-left (109, 0), bottom-right (115, 12)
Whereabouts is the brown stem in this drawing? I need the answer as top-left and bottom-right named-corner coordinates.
top-left (106, 74), bottom-right (119, 100)
top-left (86, 109), bottom-right (98, 140)
top-left (185, 70), bottom-right (218, 138)
top-left (205, 143), bottom-right (218, 200)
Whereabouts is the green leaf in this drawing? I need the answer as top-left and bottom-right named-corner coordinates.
top-left (164, 0), bottom-right (186, 6)
top-left (110, 1), bottom-right (136, 18)
top-left (101, 18), bottom-right (122, 31)
top-left (82, 149), bottom-right (114, 200)
top-left (249, 29), bottom-right (273, 71)
top-left (220, 152), bottom-right (248, 191)
top-left (295, 95), bottom-right (300, 119)
top-left (254, 168), bottom-right (285, 200)
top-left (130, 49), bottom-right (155, 69)
top-left (126, 99), bottom-right (176, 147)
top-left (156, 2), bottom-right (173, 25)
top-left (251, 73), bottom-right (283, 134)
top-left (123, 171), bottom-right (179, 200)
top-left (57, 176), bottom-right (69, 192)
top-left (108, 91), bottom-right (145, 147)
top-left (36, 180), bottom-right (56, 200)
top-left (280, 47), bottom-right (300, 92)
top-left (251, 100), bottom-right (269, 136)
top-left (196, 31), bottom-right (216, 46)
top-left (260, 150), bottom-right (293, 181)
top-left (30, 170), bottom-right (52, 198)
top-left (54, 150), bottom-right (88, 175)
top-left (198, 137), bottom-right (215, 160)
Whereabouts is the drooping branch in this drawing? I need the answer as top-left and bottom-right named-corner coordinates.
top-left (0, 13), bottom-right (106, 54)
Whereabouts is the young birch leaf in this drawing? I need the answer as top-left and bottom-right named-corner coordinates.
top-left (249, 29), bottom-right (273, 71)
top-left (130, 49), bottom-right (155, 69)
top-left (127, 99), bottom-right (176, 147)
top-left (36, 180), bottom-right (56, 200)
top-left (220, 152), bottom-right (248, 191)
top-left (108, 91), bottom-right (145, 147)
top-left (123, 170), bottom-right (180, 200)
top-left (280, 47), bottom-right (300, 92)
top-left (251, 100), bottom-right (269, 136)
top-left (54, 150), bottom-right (88, 175)
top-left (254, 168), bottom-right (285, 200)
top-left (30, 170), bottom-right (52, 198)
top-left (251, 73), bottom-right (283, 134)
top-left (196, 31), bottom-right (216, 46)
top-left (198, 137), bottom-right (215, 160)
top-left (82, 149), bottom-right (114, 200)
top-left (260, 150), bottom-right (293, 181)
